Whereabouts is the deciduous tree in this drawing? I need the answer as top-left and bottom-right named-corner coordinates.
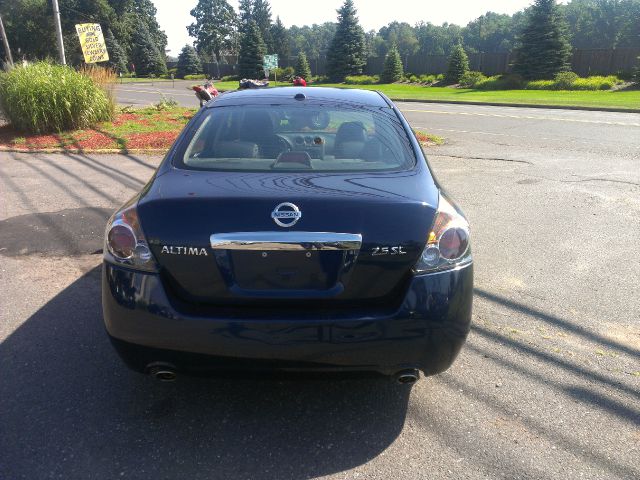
top-left (188, 0), bottom-right (238, 63)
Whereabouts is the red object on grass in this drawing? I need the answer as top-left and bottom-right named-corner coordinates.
top-left (293, 76), bottom-right (307, 87)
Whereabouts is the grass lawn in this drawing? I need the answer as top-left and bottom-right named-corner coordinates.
top-left (214, 81), bottom-right (640, 110)
top-left (0, 107), bottom-right (196, 152)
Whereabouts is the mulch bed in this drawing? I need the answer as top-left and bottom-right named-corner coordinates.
top-left (0, 107), bottom-right (194, 152)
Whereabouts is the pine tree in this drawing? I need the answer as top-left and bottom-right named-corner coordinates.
top-left (512, 0), bottom-right (572, 80)
top-left (252, 0), bottom-right (274, 53)
top-left (238, 20), bottom-right (266, 78)
top-left (445, 44), bottom-right (469, 84)
top-left (271, 16), bottom-right (290, 63)
top-left (381, 45), bottom-right (403, 83)
top-left (238, 0), bottom-right (254, 32)
top-left (104, 29), bottom-right (128, 74)
top-left (294, 51), bottom-right (311, 80)
top-left (130, 20), bottom-right (167, 76)
top-left (176, 45), bottom-right (202, 77)
top-left (326, 0), bottom-right (367, 81)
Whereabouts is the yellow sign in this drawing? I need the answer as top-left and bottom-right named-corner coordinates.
top-left (75, 23), bottom-right (109, 64)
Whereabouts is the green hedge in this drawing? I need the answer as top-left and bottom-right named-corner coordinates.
top-left (0, 62), bottom-right (114, 133)
top-left (344, 75), bottom-right (379, 85)
top-left (183, 74), bottom-right (207, 80)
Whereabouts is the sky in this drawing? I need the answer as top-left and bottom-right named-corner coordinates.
top-left (153, 0), bottom-right (554, 56)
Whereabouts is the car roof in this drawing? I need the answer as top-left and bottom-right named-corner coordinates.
top-left (208, 86), bottom-right (390, 108)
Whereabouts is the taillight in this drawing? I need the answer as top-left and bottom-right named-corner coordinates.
top-left (414, 192), bottom-right (471, 274)
top-left (104, 199), bottom-right (156, 272)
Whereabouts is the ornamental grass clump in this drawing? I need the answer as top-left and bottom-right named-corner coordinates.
top-left (0, 62), bottom-right (114, 134)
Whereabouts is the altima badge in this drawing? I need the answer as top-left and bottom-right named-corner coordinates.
top-left (161, 246), bottom-right (208, 256)
top-left (271, 202), bottom-right (302, 227)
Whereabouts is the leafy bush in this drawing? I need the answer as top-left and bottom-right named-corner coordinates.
top-left (344, 75), bottom-right (379, 85)
top-left (553, 71), bottom-right (579, 89)
top-left (459, 71), bottom-right (487, 88)
top-left (312, 75), bottom-right (329, 84)
top-left (0, 62), bottom-right (114, 133)
top-left (474, 74), bottom-right (524, 90)
top-left (269, 66), bottom-right (294, 81)
top-left (183, 74), bottom-right (207, 80)
top-left (525, 80), bottom-right (555, 90)
top-left (571, 75), bottom-right (620, 90)
top-left (525, 74), bottom-right (620, 90)
top-left (635, 57), bottom-right (640, 82)
top-left (221, 75), bottom-right (239, 82)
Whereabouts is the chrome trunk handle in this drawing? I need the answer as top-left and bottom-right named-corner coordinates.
top-left (210, 232), bottom-right (362, 251)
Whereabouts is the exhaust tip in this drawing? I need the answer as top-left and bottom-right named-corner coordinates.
top-left (395, 369), bottom-right (419, 385)
top-left (147, 363), bottom-right (177, 382)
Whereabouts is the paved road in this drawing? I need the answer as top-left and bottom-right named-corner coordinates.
top-left (1, 90), bottom-right (639, 479)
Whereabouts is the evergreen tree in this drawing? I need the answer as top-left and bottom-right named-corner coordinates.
top-left (271, 16), bottom-right (290, 62)
top-left (188, 0), bottom-right (238, 64)
top-left (130, 19), bottom-right (167, 76)
top-left (238, 0), bottom-right (254, 31)
top-left (252, 0), bottom-right (274, 53)
top-left (445, 44), bottom-right (469, 84)
top-left (294, 51), bottom-right (311, 80)
top-left (512, 0), bottom-right (572, 80)
top-left (176, 45), bottom-right (202, 77)
top-left (105, 28), bottom-right (128, 74)
top-left (238, 20), bottom-right (266, 78)
top-left (381, 45), bottom-right (403, 83)
top-left (326, 0), bottom-right (367, 81)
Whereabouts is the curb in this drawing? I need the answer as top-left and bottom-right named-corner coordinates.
top-left (0, 147), bottom-right (167, 155)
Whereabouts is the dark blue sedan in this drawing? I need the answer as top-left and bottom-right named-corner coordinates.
top-left (102, 87), bottom-right (473, 384)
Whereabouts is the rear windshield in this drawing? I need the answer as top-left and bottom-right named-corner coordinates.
top-left (178, 104), bottom-right (416, 172)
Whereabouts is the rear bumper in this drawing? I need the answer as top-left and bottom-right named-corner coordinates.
top-left (102, 262), bottom-right (473, 376)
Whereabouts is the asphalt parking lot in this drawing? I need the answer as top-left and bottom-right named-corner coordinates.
top-left (1, 92), bottom-right (639, 479)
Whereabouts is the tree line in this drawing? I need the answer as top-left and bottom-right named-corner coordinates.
top-left (1, 0), bottom-right (639, 79)
top-left (0, 0), bottom-right (168, 76)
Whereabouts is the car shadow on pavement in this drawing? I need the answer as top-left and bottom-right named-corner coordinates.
top-left (0, 267), bottom-right (410, 480)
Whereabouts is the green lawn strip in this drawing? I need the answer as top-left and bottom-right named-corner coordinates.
top-left (214, 81), bottom-right (640, 110)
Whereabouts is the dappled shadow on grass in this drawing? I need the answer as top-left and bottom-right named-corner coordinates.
top-left (0, 267), bottom-right (410, 479)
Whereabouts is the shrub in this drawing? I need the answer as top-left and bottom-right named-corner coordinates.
top-left (525, 80), bottom-right (555, 90)
top-left (344, 75), bottom-right (379, 85)
top-left (459, 71), bottom-right (487, 88)
top-left (445, 44), bottom-right (469, 84)
top-left (221, 75), bottom-right (239, 82)
top-left (381, 46), bottom-right (404, 83)
top-left (633, 56), bottom-right (640, 83)
top-left (184, 74), bottom-right (207, 80)
top-left (474, 74), bottom-right (524, 90)
top-left (269, 66), bottom-right (294, 81)
top-left (0, 62), bottom-right (114, 133)
top-left (553, 71), bottom-right (579, 89)
top-left (312, 75), bottom-right (329, 84)
top-left (571, 75), bottom-right (619, 90)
